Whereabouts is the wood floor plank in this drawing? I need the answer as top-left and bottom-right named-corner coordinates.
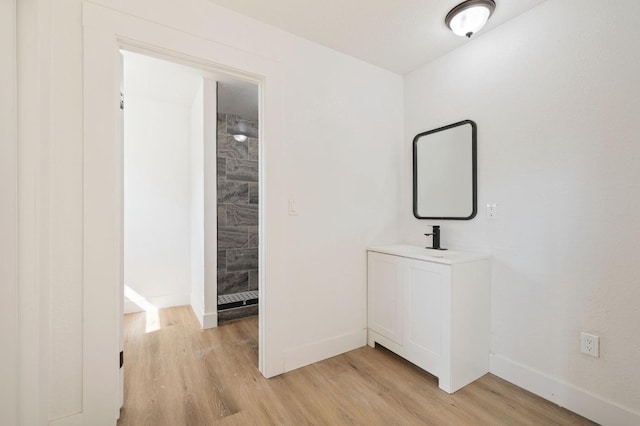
top-left (118, 306), bottom-right (597, 425)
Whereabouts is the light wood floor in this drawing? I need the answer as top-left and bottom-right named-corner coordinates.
top-left (118, 306), bottom-right (596, 425)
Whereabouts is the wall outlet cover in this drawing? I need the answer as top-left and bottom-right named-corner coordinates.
top-left (580, 332), bottom-right (599, 357)
top-left (486, 203), bottom-right (498, 219)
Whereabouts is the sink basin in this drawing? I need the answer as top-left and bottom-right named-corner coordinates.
top-left (367, 244), bottom-right (487, 264)
top-left (387, 245), bottom-right (458, 258)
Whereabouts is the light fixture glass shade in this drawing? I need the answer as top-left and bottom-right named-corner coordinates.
top-left (446, 0), bottom-right (496, 38)
top-left (233, 134), bottom-right (248, 142)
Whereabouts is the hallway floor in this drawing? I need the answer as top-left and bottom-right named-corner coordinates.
top-left (118, 306), bottom-right (595, 425)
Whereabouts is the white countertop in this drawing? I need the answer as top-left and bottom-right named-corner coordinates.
top-left (367, 244), bottom-right (489, 265)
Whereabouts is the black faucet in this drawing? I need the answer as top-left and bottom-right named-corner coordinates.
top-left (424, 225), bottom-right (447, 250)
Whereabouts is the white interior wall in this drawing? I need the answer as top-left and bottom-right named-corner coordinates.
top-left (0, 1), bottom-right (18, 425)
top-left (403, 1), bottom-right (640, 423)
top-left (279, 50), bottom-right (403, 369)
top-left (189, 77), bottom-right (218, 329)
top-left (190, 77), bottom-right (219, 329)
top-left (124, 94), bottom-right (193, 311)
top-left (190, 81), bottom-right (206, 323)
top-left (202, 78), bottom-right (218, 324)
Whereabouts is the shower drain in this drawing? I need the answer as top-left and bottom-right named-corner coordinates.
top-left (217, 290), bottom-right (259, 310)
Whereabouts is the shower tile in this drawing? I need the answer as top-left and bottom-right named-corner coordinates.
top-left (217, 250), bottom-right (226, 272)
top-left (227, 115), bottom-right (258, 139)
top-left (227, 159), bottom-right (258, 182)
top-left (217, 271), bottom-right (249, 295)
top-left (248, 226), bottom-right (258, 248)
top-left (249, 183), bottom-right (259, 205)
top-left (248, 138), bottom-right (259, 161)
top-left (217, 181), bottom-right (248, 204)
top-left (248, 270), bottom-right (258, 291)
top-left (218, 226), bottom-right (249, 249)
top-left (226, 248), bottom-right (258, 272)
top-left (217, 205), bottom-right (227, 227)
top-left (217, 157), bottom-right (226, 180)
top-left (218, 135), bottom-right (248, 160)
top-left (226, 204), bottom-right (258, 226)
top-left (217, 113), bottom-right (226, 136)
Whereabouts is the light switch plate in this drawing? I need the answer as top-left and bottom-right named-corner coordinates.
top-left (288, 199), bottom-right (298, 216)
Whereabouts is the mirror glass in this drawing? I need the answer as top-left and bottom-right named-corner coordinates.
top-left (413, 120), bottom-right (477, 220)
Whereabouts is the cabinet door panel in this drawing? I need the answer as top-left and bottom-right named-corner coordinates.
top-left (367, 252), bottom-right (403, 345)
top-left (406, 260), bottom-right (443, 357)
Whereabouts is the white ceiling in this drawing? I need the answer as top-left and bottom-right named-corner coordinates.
top-left (218, 82), bottom-right (259, 122)
top-left (123, 51), bottom-right (258, 121)
top-left (123, 1), bottom-right (546, 118)
top-left (206, 0), bottom-right (546, 75)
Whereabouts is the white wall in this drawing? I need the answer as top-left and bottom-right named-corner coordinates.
top-left (202, 79), bottom-right (218, 323)
top-left (404, 1), bottom-right (640, 423)
top-left (189, 77), bottom-right (218, 330)
top-left (124, 94), bottom-right (193, 311)
top-left (0, 1), bottom-right (18, 424)
top-left (190, 81), bottom-right (205, 322)
top-left (277, 46), bottom-right (403, 370)
top-left (39, 0), bottom-right (403, 421)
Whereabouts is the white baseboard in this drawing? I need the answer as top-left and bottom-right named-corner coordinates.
top-left (191, 302), bottom-right (205, 328)
top-left (48, 413), bottom-right (83, 426)
top-left (124, 292), bottom-right (191, 314)
top-left (189, 302), bottom-right (217, 329)
top-left (490, 353), bottom-right (640, 426)
top-left (201, 311), bottom-right (217, 329)
top-left (283, 329), bottom-right (367, 373)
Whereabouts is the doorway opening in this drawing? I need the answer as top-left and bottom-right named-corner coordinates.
top-left (119, 50), bottom-right (259, 406)
top-left (120, 50), bottom-right (261, 407)
top-left (118, 50), bottom-right (260, 420)
top-left (122, 50), bottom-right (260, 331)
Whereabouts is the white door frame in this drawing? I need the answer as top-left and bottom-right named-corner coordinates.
top-left (83, 3), bottom-right (284, 423)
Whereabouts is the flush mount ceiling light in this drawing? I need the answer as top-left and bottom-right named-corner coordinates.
top-left (445, 0), bottom-right (496, 38)
top-left (232, 119), bottom-right (249, 142)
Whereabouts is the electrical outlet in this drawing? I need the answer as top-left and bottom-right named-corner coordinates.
top-left (581, 332), bottom-right (599, 357)
top-left (486, 203), bottom-right (498, 219)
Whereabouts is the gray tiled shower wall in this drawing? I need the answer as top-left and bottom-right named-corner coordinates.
top-left (217, 113), bottom-right (259, 306)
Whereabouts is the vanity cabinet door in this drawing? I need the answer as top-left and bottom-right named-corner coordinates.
top-left (367, 251), bottom-right (404, 345)
top-left (404, 259), bottom-right (448, 375)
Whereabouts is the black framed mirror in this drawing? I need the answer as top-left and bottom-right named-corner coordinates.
top-left (413, 120), bottom-right (477, 220)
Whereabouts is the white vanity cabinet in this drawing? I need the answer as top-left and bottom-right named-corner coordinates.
top-left (367, 245), bottom-right (490, 394)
